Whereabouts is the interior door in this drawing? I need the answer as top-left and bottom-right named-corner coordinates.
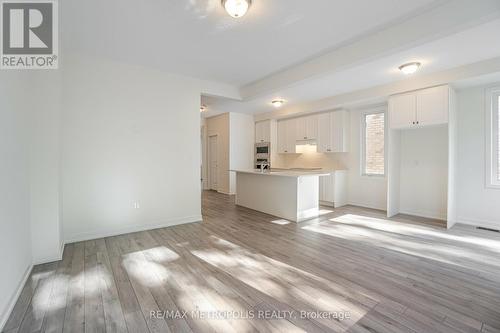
top-left (209, 135), bottom-right (218, 190)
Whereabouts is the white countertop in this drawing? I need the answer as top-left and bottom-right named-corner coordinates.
top-left (231, 169), bottom-right (336, 178)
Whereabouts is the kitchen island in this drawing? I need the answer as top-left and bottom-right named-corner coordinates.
top-left (232, 169), bottom-right (332, 222)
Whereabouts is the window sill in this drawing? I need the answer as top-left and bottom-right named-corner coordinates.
top-left (361, 174), bottom-right (386, 179)
top-left (486, 183), bottom-right (500, 190)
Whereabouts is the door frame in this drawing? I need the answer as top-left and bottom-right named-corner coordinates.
top-left (208, 134), bottom-right (218, 191)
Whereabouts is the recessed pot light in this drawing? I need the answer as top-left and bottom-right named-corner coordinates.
top-left (271, 99), bottom-right (285, 108)
top-left (222, 0), bottom-right (251, 18)
top-left (399, 62), bottom-right (421, 75)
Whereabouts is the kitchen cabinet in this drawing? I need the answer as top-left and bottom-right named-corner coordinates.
top-left (319, 170), bottom-right (347, 207)
top-left (416, 86), bottom-right (449, 126)
top-left (295, 115), bottom-right (318, 141)
top-left (317, 110), bottom-right (349, 153)
top-left (389, 85), bottom-right (449, 129)
top-left (277, 118), bottom-right (297, 154)
top-left (255, 120), bottom-right (271, 143)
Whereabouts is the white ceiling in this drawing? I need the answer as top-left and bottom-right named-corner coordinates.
top-left (202, 18), bottom-right (500, 117)
top-left (62, 0), bottom-right (441, 85)
top-left (62, 0), bottom-right (500, 118)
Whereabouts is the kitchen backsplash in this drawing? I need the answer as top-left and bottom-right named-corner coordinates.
top-left (274, 144), bottom-right (348, 170)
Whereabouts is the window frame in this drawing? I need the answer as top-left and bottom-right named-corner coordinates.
top-left (360, 108), bottom-right (387, 178)
top-left (485, 86), bottom-right (500, 189)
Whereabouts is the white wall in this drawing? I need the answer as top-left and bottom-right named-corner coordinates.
top-left (346, 108), bottom-right (388, 210)
top-left (61, 55), bottom-right (202, 242)
top-left (0, 73), bottom-right (33, 329)
top-left (456, 85), bottom-right (500, 228)
top-left (399, 126), bottom-right (449, 220)
top-left (29, 72), bottom-right (63, 264)
top-left (229, 113), bottom-right (254, 194)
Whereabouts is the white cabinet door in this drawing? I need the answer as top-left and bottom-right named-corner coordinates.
top-left (331, 110), bottom-right (349, 152)
top-left (285, 118), bottom-right (297, 153)
top-left (255, 121), bottom-right (263, 143)
top-left (416, 85), bottom-right (449, 127)
top-left (277, 120), bottom-right (287, 153)
top-left (295, 117), bottom-right (307, 141)
top-left (295, 115), bottom-right (318, 140)
top-left (323, 175), bottom-right (335, 203)
top-left (389, 93), bottom-right (416, 129)
top-left (317, 113), bottom-right (332, 153)
top-left (277, 119), bottom-right (296, 154)
top-left (319, 176), bottom-right (325, 200)
top-left (319, 174), bottom-right (335, 203)
top-left (305, 115), bottom-right (318, 140)
top-left (255, 120), bottom-right (270, 143)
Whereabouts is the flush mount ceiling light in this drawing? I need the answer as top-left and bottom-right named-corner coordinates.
top-left (222, 0), bottom-right (251, 18)
top-left (271, 99), bottom-right (285, 108)
top-left (200, 105), bottom-right (207, 112)
top-left (399, 62), bottom-right (421, 75)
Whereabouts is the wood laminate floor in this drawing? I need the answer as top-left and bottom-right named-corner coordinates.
top-left (3, 190), bottom-right (500, 333)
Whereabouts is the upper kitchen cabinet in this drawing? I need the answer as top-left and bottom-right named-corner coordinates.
top-left (295, 115), bottom-right (318, 141)
top-left (255, 120), bottom-right (271, 143)
top-left (277, 118), bottom-right (297, 154)
top-left (389, 85), bottom-right (449, 129)
top-left (317, 110), bottom-right (349, 153)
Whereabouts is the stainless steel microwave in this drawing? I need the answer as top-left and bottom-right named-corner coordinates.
top-left (255, 142), bottom-right (270, 155)
top-left (255, 142), bottom-right (270, 169)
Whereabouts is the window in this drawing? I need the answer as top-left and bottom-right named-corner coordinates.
top-left (486, 87), bottom-right (500, 188)
top-left (362, 111), bottom-right (385, 176)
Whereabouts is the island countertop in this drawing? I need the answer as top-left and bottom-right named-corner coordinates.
top-left (230, 168), bottom-right (340, 178)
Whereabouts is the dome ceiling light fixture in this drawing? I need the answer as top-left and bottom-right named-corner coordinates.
top-left (399, 62), bottom-right (421, 75)
top-left (222, 0), bottom-right (252, 18)
top-left (271, 99), bottom-right (285, 108)
top-left (200, 105), bottom-right (207, 112)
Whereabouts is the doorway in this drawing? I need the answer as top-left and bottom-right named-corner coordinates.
top-left (208, 135), bottom-right (218, 191)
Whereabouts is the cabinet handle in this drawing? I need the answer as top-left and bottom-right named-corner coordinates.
top-left (412, 121), bottom-right (415, 125)
top-left (416, 121), bottom-right (419, 124)
top-left (304, 136), bottom-right (307, 139)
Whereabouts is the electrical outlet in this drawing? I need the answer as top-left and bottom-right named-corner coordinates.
top-left (133, 201), bottom-right (140, 209)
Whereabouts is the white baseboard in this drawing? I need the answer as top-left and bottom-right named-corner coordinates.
top-left (217, 190), bottom-right (233, 195)
top-left (399, 209), bottom-right (446, 221)
top-left (347, 201), bottom-right (386, 211)
top-left (456, 216), bottom-right (500, 230)
top-left (0, 264), bottom-right (33, 332)
top-left (65, 215), bottom-right (203, 244)
top-left (32, 253), bottom-right (62, 266)
top-left (31, 241), bottom-right (66, 265)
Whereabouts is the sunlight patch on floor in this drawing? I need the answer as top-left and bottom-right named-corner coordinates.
top-left (271, 219), bottom-right (291, 225)
top-left (301, 215), bottom-right (500, 270)
top-left (123, 252), bottom-right (170, 288)
top-left (318, 209), bottom-right (334, 216)
top-left (330, 214), bottom-right (500, 252)
top-left (191, 237), bottom-right (369, 330)
top-left (141, 246), bottom-right (180, 263)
